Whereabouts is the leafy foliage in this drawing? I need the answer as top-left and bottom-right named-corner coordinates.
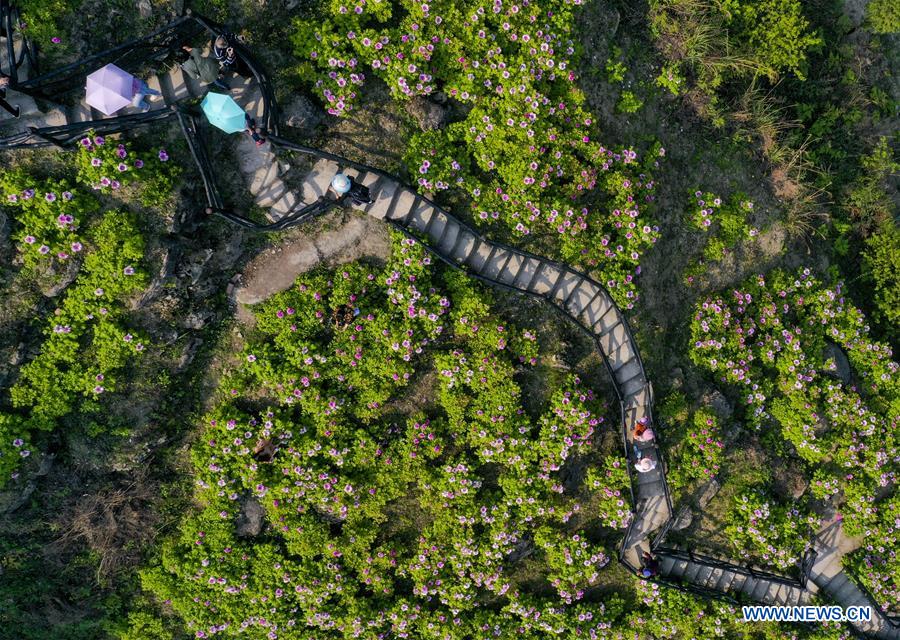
top-left (0, 170), bottom-right (98, 266)
top-left (74, 134), bottom-right (180, 207)
top-left (725, 490), bottom-right (817, 571)
top-left (0, 137), bottom-right (163, 484)
top-left (867, 0), bottom-right (900, 34)
top-left (1, 211), bottom-right (148, 479)
top-left (136, 235), bottom-right (631, 638)
top-left (667, 407), bottom-right (724, 491)
top-left (689, 267), bottom-right (899, 539)
top-left (649, 0), bottom-right (822, 125)
top-left (845, 493), bottom-right (900, 614)
top-left (685, 190), bottom-right (757, 262)
top-left (862, 221), bottom-right (900, 343)
top-left (841, 137), bottom-right (899, 236)
top-left (291, 0), bottom-right (662, 308)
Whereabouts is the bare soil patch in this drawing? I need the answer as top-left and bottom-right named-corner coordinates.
top-left (233, 211), bottom-right (391, 314)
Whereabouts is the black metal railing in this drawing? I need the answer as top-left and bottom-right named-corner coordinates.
top-left (655, 545), bottom-right (808, 589)
top-left (207, 199), bottom-right (339, 232)
top-left (176, 107), bottom-right (222, 210)
top-left (0, 106), bottom-right (177, 149)
top-left (843, 569), bottom-right (900, 626)
top-left (187, 12), bottom-right (278, 136)
top-left (0, 9), bottom-right (279, 153)
top-left (13, 16), bottom-right (205, 101)
top-left (1, 0), bottom-right (37, 83)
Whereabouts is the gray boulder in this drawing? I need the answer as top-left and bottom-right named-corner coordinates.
top-left (823, 342), bottom-right (852, 384)
top-left (283, 94), bottom-right (324, 135)
top-left (406, 96), bottom-right (449, 131)
top-left (235, 495), bottom-right (266, 537)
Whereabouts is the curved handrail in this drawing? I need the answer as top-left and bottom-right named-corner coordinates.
top-left (14, 16), bottom-right (205, 99)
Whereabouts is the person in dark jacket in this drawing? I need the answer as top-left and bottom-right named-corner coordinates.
top-left (0, 73), bottom-right (20, 118)
top-left (212, 33), bottom-right (250, 77)
top-left (641, 551), bottom-right (660, 578)
top-left (181, 45), bottom-right (230, 91)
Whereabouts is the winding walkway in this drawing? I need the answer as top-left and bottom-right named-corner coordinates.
top-left (1, 13), bottom-right (897, 639)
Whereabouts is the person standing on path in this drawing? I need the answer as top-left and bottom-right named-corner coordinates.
top-left (245, 113), bottom-right (265, 146)
top-left (634, 419), bottom-right (655, 443)
top-left (181, 45), bottom-right (230, 92)
top-left (213, 33), bottom-right (250, 77)
top-left (131, 76), bottom-right (162, 111)
top-left (641, 551), bottom-right (660, 578)
top-left (0, 74), bottom-right (20, 118)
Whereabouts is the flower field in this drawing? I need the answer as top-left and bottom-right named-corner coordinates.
top-left (139, 235), bottom-right (635, 637)
top-left (0, 136), bottom-right (176, 483)
top-left (2, 0), bottom-right (899, 636)
top-left (689, 267), bottom-right (899, 598)
top-left (291, 0), bottom-right (663, 308)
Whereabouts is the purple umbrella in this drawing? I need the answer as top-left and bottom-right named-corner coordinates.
top-left (85, 64), bottom-right (135, 115)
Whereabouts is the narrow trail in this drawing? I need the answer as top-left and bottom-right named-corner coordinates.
top-left (0, 6), bottom-right (896, 637)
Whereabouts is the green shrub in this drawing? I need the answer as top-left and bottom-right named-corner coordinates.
top-left (649, 0), bottom-right (822, 123)
top-left (138, 233), bottom-right (632, 637)
top-left (842, 137), bottom-right (899, 234)
top-left (10, 210), bottom-right (148, 430)
top-left (685, 190), bottom-right (758, 261)
top-left (15, 0), bottom-right (68, 50)
top-left (845, 493), bottom-right (900, 614)
top-left (616, 90), bottom-right (643, 114)
top-left (725, 489), bottom-right (817, 571)
top-left (667, 408), bottom-right (725, 491)
top-left (867, 0), bottom-right (900, 34)
top-left (655, 62), bottom-right (685, 96)
top-left (862, 222), bottom-right (900, 341)
top-left (719, 0), bottom-right (822, 80)
top-left (1, 170), bottom-right (99, 266)
top-left (606, 49), bottom-right (627, 83)
top-left (0, 140), bottom-right (162, 484)
top-left (75, 134), bottom-right (180, 207)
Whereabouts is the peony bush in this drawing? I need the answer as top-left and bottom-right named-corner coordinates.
top-left (137, 233), bottom-right (631, 638)
top-left (685, 190), bottom-right (758, 263)
top-left (690, 267), bottom-right (898, 580)
top-left (291, 0), bottom-right (662, 308)
top-left (667, 407), bottom-right (725, 491)
top-left (725, 490), bottom-right (817, 571)
top-left (0, 137), bottom-right (163, 484)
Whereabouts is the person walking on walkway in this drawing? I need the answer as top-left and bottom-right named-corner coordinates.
top-left (245, 113), bottom-right (265, 146)
top-left (131, 76), bottom-right (162, 111)
top-left (0, 74), bottom-right (20, 118)
top-left (181, 45), bottom-right (230, 92)
top-left (330, 173), bottom-right (374, 206)
top-left (634, 456), bottom-right (657, 473)
top-left (634, 418), bottom-right (655, 443)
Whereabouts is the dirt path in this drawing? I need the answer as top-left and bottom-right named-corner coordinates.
top-left (231, 213), bottom-right (390, 319)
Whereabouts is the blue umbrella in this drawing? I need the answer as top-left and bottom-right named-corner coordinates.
top-left (201, 92), bottom-right (247, 134)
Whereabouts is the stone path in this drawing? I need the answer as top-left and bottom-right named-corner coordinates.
top-left (4, 19), bottom-right (897, 637)
top-left (806, 515), bottom-right (898, 638)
